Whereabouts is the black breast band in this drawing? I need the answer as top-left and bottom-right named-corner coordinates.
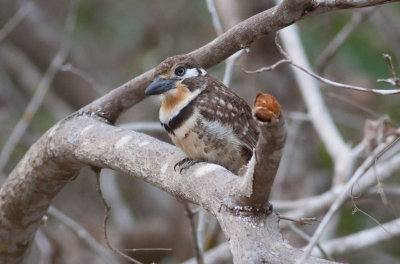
top-left (161, 99), bottom-right (195, 135)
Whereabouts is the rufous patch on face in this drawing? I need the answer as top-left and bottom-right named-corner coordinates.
top-left (161, 82), bottom-right (190, 112)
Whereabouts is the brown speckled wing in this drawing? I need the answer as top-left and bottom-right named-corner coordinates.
top-left (195, 76), bottom-right (259, 152)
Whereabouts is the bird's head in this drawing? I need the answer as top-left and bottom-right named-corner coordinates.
top-left (145, 55), bottom-right (207, 96)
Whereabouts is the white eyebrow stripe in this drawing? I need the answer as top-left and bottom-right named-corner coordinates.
top-left (182, 68), bottom-right (207, 78)
top-left (183, 68), bottom-right (201, 78)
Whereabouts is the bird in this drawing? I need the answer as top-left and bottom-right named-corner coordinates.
top-left (145, 55), bottom-right (259, 173)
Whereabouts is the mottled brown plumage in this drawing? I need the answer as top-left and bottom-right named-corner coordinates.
top-left (145, 55), bottom-right (259, 173)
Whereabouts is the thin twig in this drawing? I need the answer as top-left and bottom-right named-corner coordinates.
top-left (0, 2), bottom-right (33, 43)
top-left (368, 186), bottom-right (400, 196)
top-left (100, 169), bottom-right (136, 232)
top-left (196, 209), bottom-right (207, 255)
top-left (204, 0), bottom-right (244, 87)
top-left (61, 64), bottom-right (107, 95)
top-left (34, 229), bottom-right (56, 264)
top-left (243, 58), bottom-right (289, 74)
top-left (47, 206), bottom-right (119, 264)
top-left (298, 135), bottom-right (400, 264)
top-left (243, 36), bottom-right (400, 95)
top-left (258, 29), bottom-right (349, 163)
top-left (279, 215), bottom-right (319, 225)
top-left (184, 203), bottom-right (204, 264)
top-left (272, 142), bottom-right (399, 215)
top-left (273, 25), bottom-right (354, 188)
top-left (288, 223), bottom-right (334, 261)
top-left (223, 50), bottom-right (245, 87)
top-left (0, 0), bottom-right (78, 172)
top-left (205, 0), bottom-right (223, 36)
top-left (350, 197), bottom-right (390, 234)
top-left (377, 53), bottom-right (400, 87)
top-left (93, 168), bottom-right (143, 264)
top-left (373, 156), bottom-right (389, 204)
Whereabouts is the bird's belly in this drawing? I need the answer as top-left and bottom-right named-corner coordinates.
top-left (169, 118), bottom-right (246, 172)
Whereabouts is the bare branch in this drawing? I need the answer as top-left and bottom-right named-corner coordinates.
top-left (377, 53), bottom-right (400, 87)
top-left (314, 0), bottom-right (399, 11)
top-left (223, 50), bottom-right (244, 87)
top-left (0, 2), bottom-right (33, 43)
top-left (47, 206), bottom-right (119, 264)
top-left (182, 243), bottom-right (231, 264)
top-left (81, 0), bottom-right (400, 124)
top-left (273, 148), bottom-right (400, 215)
top-left (237, 93), bottom-right (286, 207)
top-left (315, 217), bottom-right (400, 257)
top-left (0, 118), bottom-right (331, 263)
top-left (288, 223), bottom-right (335, 261)
top-left (275, 25), bottom-right (357, 188)
top-left (298, 134), bottom-right (400, 263)
top-left (0, 0), bottom-right (78, 172)
top-left (279, 215), bottom-right (319, 226)
top-left (196, 209), bottom-right (207, 257)
top-left (205, 0), bottom-right (223, 36)
top-left (244, 36), bottom-right (400, 95)
top-left (100, 169), bottom-right (136, 231)
top-left (34, 229), bottom-right (56, 264)
top-left (2, 0), bottom-right (400, 263)
top-left (82, 0), bottom-right (315, 123)
top-left (94, 169), bottom-right (143, 264)
top-left (275, 28), bottom-right (350, 162)
top-left (184, 204), bottom-right (205, 264)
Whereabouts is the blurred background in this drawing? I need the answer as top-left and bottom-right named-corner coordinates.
top-left (1, 0), bottom-right (400, 263)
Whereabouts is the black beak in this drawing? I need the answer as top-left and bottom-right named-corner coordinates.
top-left (145, 78), bottom-right (176, 95)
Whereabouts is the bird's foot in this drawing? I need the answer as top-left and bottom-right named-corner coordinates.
top-left (174, 157), bottom-right (204, 174)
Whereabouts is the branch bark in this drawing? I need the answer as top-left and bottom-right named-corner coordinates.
top-left (1, 0), bottom-right (399, 263)
top-left (0, 118), bottom-right (329, 264)
top-left (237, 93), bottom-right (286, 208)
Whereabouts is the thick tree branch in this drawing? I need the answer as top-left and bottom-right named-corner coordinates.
top-left (313, 0), bottom-right (398, 11)
top-left (84, 0), bottom-right (399, 124)
top-left (237, 93), bottom-right (286, 208)
top-left (0, 117), bottom-right (331, 264)
top-left (1, 0), bottom-right (399, 263)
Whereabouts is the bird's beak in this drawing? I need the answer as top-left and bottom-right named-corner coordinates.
top-left (145, 78), bottom-right (176, 95)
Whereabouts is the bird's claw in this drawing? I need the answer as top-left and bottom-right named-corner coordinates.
top-left (174, 157), bottom-right (192, 171)
top-left (174, 158), bottom-right (204, 174)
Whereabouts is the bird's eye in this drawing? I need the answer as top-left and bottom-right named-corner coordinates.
top-left (174, 66), bottom-right (186, 77)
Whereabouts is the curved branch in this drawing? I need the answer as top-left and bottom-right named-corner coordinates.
top-left (83, 0), bottom-right (398, 123)
top-left (0, 118), bottom-right (328, 263)
top-left (1, 0), bottom-right (399, 263)
top-left (83, 0), bottom-right (312, 123)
